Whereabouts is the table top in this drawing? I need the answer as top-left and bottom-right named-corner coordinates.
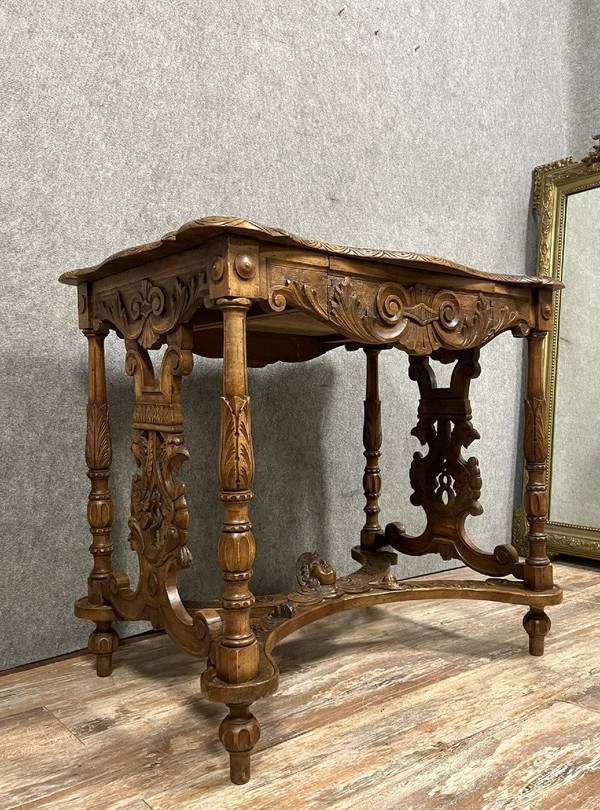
top-left (60, 216), bottom-right (559, 289)
top-left (62, 217), bottom-right (562, 365)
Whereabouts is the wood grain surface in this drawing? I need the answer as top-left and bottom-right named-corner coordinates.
top-left (2, 561), bottom-right (598, 809)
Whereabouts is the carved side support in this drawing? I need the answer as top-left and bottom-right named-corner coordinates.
top-left (361, 348), bottom-right (384, 548)
top-left (522, 330), bottom-right (553, 653)
top-left (385, 350), bottom-right (519, 577)
top-left (103, 328), bottom-right (221, 658)
top-left (214, 297), bottom-right (261, 784)
top-left (79, 329), bottom-right (119, 676)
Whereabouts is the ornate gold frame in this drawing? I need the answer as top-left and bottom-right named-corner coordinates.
top-left (513, 136), bottom-right (600, 560)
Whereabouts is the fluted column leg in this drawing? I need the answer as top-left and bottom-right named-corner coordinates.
top-left (215, 297), bottom-right (260, 784)
top-left (81, 329), bottom-right (118, 676)
top-left (522, 330), bottom-right (553, 655)
top-left (361, 347), bottom-right (383, 548)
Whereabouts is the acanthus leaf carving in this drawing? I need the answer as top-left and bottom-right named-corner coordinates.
top-left (268, 280), bottom-right (328, 320)
top-left (327, 278), bottom-right (529, 353)
top-left (94, 272), bottom-right (207, 349)
top-left (267, 276), bottom-right (529, 353)
top-left (86, 402), bottom-right (112, 470)
top-left (219, 395), bottom-right (254, 491)
top-left (524, 396), bottom-right (547, 463)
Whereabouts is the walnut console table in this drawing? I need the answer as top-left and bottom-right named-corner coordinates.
top-left (61, 217), bottom-right (563, 785)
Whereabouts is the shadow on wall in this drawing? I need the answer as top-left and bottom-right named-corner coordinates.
top-left (104, 340), bottom-right (338, 604)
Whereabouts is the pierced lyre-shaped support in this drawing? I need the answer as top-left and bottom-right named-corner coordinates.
top-left (385, 349), bottom-right (519, 577)
top-left (104, 326), bottom-right (221, 657)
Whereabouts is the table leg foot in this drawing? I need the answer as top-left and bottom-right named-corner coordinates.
top-left (523, 607), bottom-right (551, 656)
top-left (219, 703), bottom-right (260, 785)
top-left (88, 621), bottom-right (119, 677)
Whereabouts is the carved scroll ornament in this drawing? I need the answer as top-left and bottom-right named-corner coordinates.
top-left (269, 278), bottom-right (529, 354)
top-left (94, 272), bottom-right (207, 348)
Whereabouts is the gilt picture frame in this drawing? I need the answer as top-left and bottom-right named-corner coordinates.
top-left (513, 136), bottom-right (600, 560)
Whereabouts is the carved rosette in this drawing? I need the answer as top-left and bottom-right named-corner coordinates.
top-left (94, 272), bottom-right (207, 348)
top-left (269, 276), bottom-right (529, 354)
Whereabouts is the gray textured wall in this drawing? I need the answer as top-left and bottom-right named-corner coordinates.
top-left (1, 1), bottom-right (571, 670)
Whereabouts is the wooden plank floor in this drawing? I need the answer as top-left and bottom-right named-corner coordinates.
top-left (2, 561), bottom-right (600, 809)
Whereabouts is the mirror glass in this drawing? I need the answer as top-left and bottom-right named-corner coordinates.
top-left (549, 185), bottom-right (600, 526)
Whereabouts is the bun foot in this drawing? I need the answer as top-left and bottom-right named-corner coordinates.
top-left (88, 621), bottom-right (119, 677)
top-left (523, 607), bottom-right (551, 656)
top-left (219, 703), bottom-right (260, 784)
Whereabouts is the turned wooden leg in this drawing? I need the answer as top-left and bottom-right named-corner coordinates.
top-left (522, 330), bottom-right (553, 653)
top-left (80, 328), bottom-right (119, 676)
top-left (219, 704), bottom-right (261, 785)
top-left (523, 607), bottom-right (551, 656)
top-left (215, 298), bottom-right (261, 782)
top-left (88, 620), bottom-right (119, 676)
top-left (361, 347), bottom-right (383, 549)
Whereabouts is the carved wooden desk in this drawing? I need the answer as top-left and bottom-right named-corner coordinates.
top-left (60, 217), bottom-right (563, 785)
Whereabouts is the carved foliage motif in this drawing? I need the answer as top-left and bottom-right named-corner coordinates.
top-left (524, 396), bottom-right (547, 463)
top-left (129, 430), bottom-right (192, 569)
top-left (374, 283), bottom-right (529, 353)
top-left (410, 411), bottom-right (483, 522)
top-left (269, 280), bottom-right (327, 320)
top-left (581, 134), bottom-right (600, 169)
top-left (219, 396), bottom-right (254, 491)
top-left (126, 340), bottom-right (193, 571)
top-left (86, 402), bottom-right (112, 470)
top-left (546, 533), bottom-right (600, 554)
top-left (269, 277), bottom-right (528, 354)
top-left (95, 273), bottom-right (206, 349)
top-left (363, 399), bottom-right (382, 451)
